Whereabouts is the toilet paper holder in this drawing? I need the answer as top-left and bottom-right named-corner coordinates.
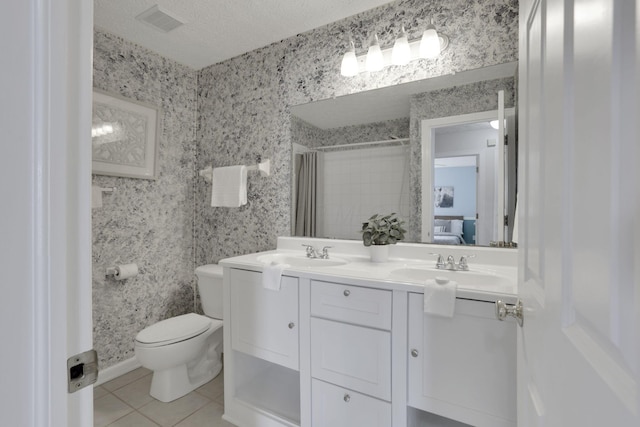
top-left (106, 263), bottom-right (139, 280)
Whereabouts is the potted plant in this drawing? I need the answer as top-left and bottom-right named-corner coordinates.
top-left (360, 213), bottom-right (406, 262)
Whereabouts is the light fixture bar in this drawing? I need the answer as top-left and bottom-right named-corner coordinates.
top-left (351, 35), bottom-right (448, 74)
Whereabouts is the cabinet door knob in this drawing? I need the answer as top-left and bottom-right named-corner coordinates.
top-left (343, 394), bottom-right (350, 402)
top-left (343, 289), bottom-right (350, 297)
top-left (411, 349), bottom-right (419, 357)
top-left (288, 322), bottom-right (295, 329)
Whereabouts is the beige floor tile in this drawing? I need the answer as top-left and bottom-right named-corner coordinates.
top-left (106, 411), bottom-right (160, 427)
top-left (112, 375), bottom-right (154, 409)
top-left (93, 385), bottom-right (109, 400)
top-left (174, 402), bottom-right (236, 427)
top-left (214, 392), bottom-right (224, 407)
top-left (195, 373), bottom-right (224, 400)
top-left (138, 392), bottom-right (210, 427)
top-left (93, 393), bottom-right (134, 427)
top-left (102, 367), bottom-right (152, 392)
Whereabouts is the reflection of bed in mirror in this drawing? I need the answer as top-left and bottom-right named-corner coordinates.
top-left (433, 215), bottom-right (469, 245)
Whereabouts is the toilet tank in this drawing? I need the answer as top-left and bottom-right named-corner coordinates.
top-left (195, 264), bottom-right (224, 319)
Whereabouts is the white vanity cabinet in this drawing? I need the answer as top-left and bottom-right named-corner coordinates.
top-left (229, 268), bottom-right (299, 370)
top-left (407, 293), bottom-right (517, 427)
top-left (309, 280), bottom-right (393, 427)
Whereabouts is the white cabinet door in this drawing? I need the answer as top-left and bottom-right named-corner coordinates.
top-left (407, 293), bottom-right (516, 427)
top-left (311, 379), bottom-right (391, 427)
top-left (311, 317), bottom-right (391, 400)
top-left (230, 268), bottom-right (299, 370)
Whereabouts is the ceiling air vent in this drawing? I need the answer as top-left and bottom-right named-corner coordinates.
top-left (135, 5), bottom-right (185, 33)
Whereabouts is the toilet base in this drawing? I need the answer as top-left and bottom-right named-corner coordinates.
top-left (150, 357), bottom-right (222, 403)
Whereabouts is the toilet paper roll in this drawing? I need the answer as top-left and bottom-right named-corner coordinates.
top-left (114, 263), bottom-right (139, 280)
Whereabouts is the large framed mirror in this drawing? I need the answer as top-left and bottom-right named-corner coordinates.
top-left (290, 61), bottom-right (518, 247)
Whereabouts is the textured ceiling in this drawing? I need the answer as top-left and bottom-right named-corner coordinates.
top-left (94, 0), bottom-right (394, 70)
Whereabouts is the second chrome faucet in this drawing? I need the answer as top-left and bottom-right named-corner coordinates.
top-left (432, 253), bottom-right (475, 271)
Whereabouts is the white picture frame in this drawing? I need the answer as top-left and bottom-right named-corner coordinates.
top-left (91, 89), bottom-right (160, 179)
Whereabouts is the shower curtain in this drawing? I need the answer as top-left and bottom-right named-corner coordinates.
top-left (294, 152), bottom-right (318, 237)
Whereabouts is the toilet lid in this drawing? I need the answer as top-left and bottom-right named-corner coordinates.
top-left (136, 313), bottom-right (212, 345)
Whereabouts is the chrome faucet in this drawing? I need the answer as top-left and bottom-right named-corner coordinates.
top-left (320, 246), bottom-right (332, 259)
top-left (302, 244), bottom-right (319, 258)
top-left (432, 253), bottom-right (476, 271)
top-left (302, 244), bottom-right (332, 259)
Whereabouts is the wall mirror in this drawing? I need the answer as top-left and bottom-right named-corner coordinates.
top-left (290, 61), bottom-right (518, 247)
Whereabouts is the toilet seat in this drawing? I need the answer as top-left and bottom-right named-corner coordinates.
top-left (136, 313), bottom-right (215, 347)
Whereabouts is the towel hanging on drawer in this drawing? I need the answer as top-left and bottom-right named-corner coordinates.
top-left (423, 277), bottom-right (457, 317)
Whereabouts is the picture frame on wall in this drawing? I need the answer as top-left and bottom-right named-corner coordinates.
top-left (434, 186), bottom-right (454, 208)
top-left (91, 89), bottom-right (161, 179)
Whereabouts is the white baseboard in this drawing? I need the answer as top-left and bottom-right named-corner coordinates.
top-left (95, 357), bottom-right (142, 386)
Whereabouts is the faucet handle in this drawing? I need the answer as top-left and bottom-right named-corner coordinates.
top-left (321, 246), bottom-right (333, 259)
top-left (458, 254), bottom-right (476, 270)
top-left (301, 244), bottom-right (315, 257)
top-left (429, 252), bottom-right (445, 268)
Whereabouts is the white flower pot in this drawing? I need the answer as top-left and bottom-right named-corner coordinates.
top-left (370, 244), bottom-right (389, 263)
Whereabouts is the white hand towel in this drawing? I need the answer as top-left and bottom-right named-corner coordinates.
top-left (423, 277), bottom-right (457, 317)
top-left (210, 165), bottom-right (247, 207)
top-left (262, 261), bottom-right (289, 291)
top-left (91, 185), bottom-right (103, 209)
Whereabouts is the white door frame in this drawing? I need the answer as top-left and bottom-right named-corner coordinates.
top-left (421, 108), bottom-right (515, 243)
top-left (0, 1), bottom-right (94, 425)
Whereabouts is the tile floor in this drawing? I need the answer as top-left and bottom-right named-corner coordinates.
top-left (94, 367), bottom-right (236, 427)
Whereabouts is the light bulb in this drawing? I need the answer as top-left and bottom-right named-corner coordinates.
top-left (340, 41), bottom-right (359, 77)
top-left (420, 23), bottom-right (441, 59)
top-left (391, 27), bottom-right (411, 66)
top-left (366, 34), bottom-right (384, 72)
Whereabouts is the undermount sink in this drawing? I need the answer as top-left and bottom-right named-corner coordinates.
top-left (257, 253), bottom-right (349, 268)
top-left (387, 266), bottom-right (514, 289)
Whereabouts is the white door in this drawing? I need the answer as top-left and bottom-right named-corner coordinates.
top-left (518, 0), bottom-right (639, 425)
top-left (0, 1), bottom-right (94, 425)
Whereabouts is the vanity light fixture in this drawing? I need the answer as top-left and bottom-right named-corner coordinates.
top-left (340, 40), bottom-right (359, 77)
top-left (391, 26), bottom-right (411, 65)
top-left (420, 18), bottom-right (443, 59)
top-left (340, 20), bottom-right (449, 77)
top-left (366, 34), bottom-right (384, 72)
top-left (490, 120), bottom-right (500, 130)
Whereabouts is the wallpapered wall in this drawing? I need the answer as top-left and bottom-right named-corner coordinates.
top-left (92, 0), bottom-right (517, 370)
top-left (195, 0), bottom-right (518, 264)
top-left (92, 30), bottom-right (198, 369)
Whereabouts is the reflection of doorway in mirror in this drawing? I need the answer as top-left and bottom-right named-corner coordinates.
top-left (434, 156), bottom-right (477, 245)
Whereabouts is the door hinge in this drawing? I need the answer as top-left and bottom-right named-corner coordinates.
top-left (67, 349), bottom-right (98, 393)
top-left (504, 214), bottom-right (509, 226)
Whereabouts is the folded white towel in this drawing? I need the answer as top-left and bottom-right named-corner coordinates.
top-left (210, 165), bottom-right (247, 207)
top-left (262, 261), bottom-right (289, 291)
top-left (423, 277), bottom-right (457, 317)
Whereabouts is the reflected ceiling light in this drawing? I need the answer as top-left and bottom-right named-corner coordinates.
top-left (391, 26), bottom-right (411, 66)
top-left (420, 18), bottom-right (448, 59)
top-left (340, 40), bottom-right (359, 77)
top-left (489, 120), bottom-right (499, 130)
top-left (366, 34), bottom-right (384, 72)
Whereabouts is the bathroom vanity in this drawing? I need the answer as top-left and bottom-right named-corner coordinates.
top-left (219, 237), bottom-right (518, 427)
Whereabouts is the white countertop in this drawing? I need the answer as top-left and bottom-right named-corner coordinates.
top-left (220, 237), bottom-right (518, 303)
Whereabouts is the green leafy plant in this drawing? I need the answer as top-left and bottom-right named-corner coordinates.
top-left (360, 213), bottom-right (406, 246)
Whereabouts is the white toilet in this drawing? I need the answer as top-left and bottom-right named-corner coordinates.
top-left (134, 264), bottom-right (224, 402)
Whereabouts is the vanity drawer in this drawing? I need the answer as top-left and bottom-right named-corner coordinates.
top-left (311, 280), bottom-right (392, 330)
top-left (311, 379), bottom-right (391, 427)
top-left (311, 317), bottom-right (391, 400)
